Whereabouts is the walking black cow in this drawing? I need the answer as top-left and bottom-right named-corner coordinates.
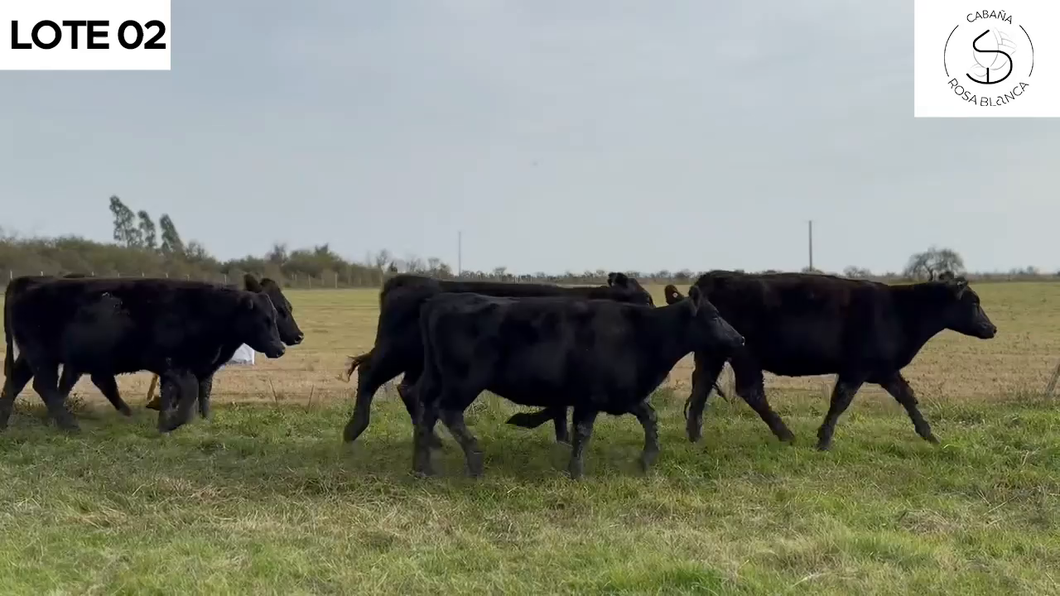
top-left (3, 274), bottom-right (303, 421)
top-left (511, 271), bottom-right (997, 450)
top-left (0, 277), bottom-right (287, 433)
top-left (410, 286), bottom-right (744, 479)
top-left (340, 272), bottom-right (655, 447)
top-left (139, 274), bottom-right (304, 417)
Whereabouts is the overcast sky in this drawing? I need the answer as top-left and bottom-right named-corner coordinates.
top-left (1, 1), bottom-right (1057, 274)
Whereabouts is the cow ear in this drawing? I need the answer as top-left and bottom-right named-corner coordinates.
top-left (663, 284), bottom-right (684, 305)
top-left (953, 277), bottom-right (968, 298)
top-left (611, 272), bottom-right (630, 288)
top-left (607, 272), bottom-right (618, 286)
top-left (687, 285), bottom-right (702, 315)
top-left (244, 274), bottom-right (264, 293)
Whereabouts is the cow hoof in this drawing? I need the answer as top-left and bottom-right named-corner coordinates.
top-left (145, 399), bottom-right (161, 411)
top-left (504, 412), bottom-right (537, 429)
top-left (778, 431), bottom-right (796, 445)
top-left (638, 451), bottom-right (659, 473)
top-left (815, 441), bottom-right (832, 451)
top-left (412, 465), bottom-right (436, 478)
top-left (118, 405), bottom-right (133, 417)
top-left (54, 414), bottom-right (80, 432)
top-left (342, 420), bottom-right (365, 443)
top-left (556, 437), bottom-right (571, 446)
top-left (466, 452), bottom-right (484, 477)
top-left (158, 417), bottom-right (185, 434)
top-left (686, 429), bottom-right (702, 443)
top-left (924, 434), bottom-right (940, 445)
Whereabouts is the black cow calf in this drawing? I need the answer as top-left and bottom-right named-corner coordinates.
top-left (0, 278), bottom-right (286, 432)
top-left (410, 286), bottom-right (745, 479)
top-left (340, 272), bottom-right (655, 448)
top-left (664, 271), bottom-right (997, 449)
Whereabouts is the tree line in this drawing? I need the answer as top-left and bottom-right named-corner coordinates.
top-left (0, 197), bottom-right (1054, 288)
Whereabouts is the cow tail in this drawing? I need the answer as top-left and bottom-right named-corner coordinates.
top-left (339, 351), bottom-right (372, 383)
top-left (713, 381), bottom-right (728, 401)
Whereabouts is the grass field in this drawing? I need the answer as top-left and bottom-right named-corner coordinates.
top-left (1, 282), bottom-right (1060, 594)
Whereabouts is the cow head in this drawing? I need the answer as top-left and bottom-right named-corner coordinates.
top-left (235, 291), bottom-right (287, 358)
top-left (933, 275), bottom-right (997, 339)
top-left (244, 273), bottom-right (304, 345)
top-left (606, 272), bottom-right (655, 306)
top-left (682, 285), bottom-right (744, 352)
top-left (663, 284), bottom-right (684, 305)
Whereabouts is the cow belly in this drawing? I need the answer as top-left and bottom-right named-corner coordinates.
top-left (757, 348), bottom-right (844, 376)
top-left (487, 381), bottom-right (574, 407)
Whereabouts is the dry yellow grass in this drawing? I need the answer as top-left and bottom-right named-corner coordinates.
top-left (5, 280), bottom-right (1056, 410)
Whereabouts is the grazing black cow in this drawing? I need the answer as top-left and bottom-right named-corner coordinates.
top-left (0, 277), bottom-right (286, 432)
top-left (409, 286), bottom-right (745, 479)
top-left (340, 272), bottom-right (655, 447)
top-left (511, 271), bottom-right (998, 450)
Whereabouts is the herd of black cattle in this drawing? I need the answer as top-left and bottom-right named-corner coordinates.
top-left (0, 269), bottom-right (997, 479)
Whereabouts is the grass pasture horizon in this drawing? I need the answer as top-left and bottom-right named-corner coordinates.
top-left (1, 281), bottom-right (1060, 594)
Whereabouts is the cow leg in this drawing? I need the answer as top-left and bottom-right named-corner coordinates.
top-left (438, 407), bottom-right (484, 477)
top-left (567, 407), bottom-right (600, 480)
top-left (878, 372), bottom-right (939, 445)
top-left (0, 356), bottom-right (34, 430)
top-left (412, 403), bottom-right (441, 477)
top-left (685, 353), bottom-right (725, 443)
top-left (552, 408), bottom-right (571, 445)
top-left (145, 374), bottom-right (162, 410)
top-left (57, 368), bottom-right (82, 399)
top-left (31, 365), bottom-right (80, 431)
top-left (815, 376), bottom-right (865, 451)
top-left (629, 401), bottom-right (660, 472)
top-left (343, 344), bottom-right (407, 444)
top-left (504, 406), bottom-right (571, 444)
top-left (90, 373), bottom-right (132, 416)
top-left (397, 368), bottom-right (443, 449)
top-left (197, 374), bottom-right (214, 420)
top-left (157, 371), bottom-right (199, 433)
top-left (732, 359), bottom-right (795, 444)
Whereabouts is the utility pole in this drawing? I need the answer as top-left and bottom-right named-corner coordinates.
top-left (808, 220), bottom-right (814, 271)
top-left (457, 231), bottom-right (463, 277)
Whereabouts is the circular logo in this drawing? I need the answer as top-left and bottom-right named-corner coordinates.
top-left (943, 10), bottom-right (1034, 107)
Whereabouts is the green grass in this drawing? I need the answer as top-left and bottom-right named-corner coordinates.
top-left (1, 391), bottom-right (1059, 594)
top-left (2, 282), bottom-right (1060, 594)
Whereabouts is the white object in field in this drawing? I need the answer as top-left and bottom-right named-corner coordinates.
top-left (227, 344), bottom-right (255, 365)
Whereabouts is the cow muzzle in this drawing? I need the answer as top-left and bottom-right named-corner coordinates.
top-left (977, 322), bottom-right (998, 339)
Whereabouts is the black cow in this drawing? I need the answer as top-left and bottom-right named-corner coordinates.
top-left (139, 275), bottom-right (304, 416)
top-left (409, 286), bottom-right (745, 479)
top-left (4, 274), bottom-right (303, 421)
top-left (513, 271), bottom-right (997, 450)
top-left (340, 272), bottom-right (655, 447)
top-left (0, 277), bottom-right (286, 432)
